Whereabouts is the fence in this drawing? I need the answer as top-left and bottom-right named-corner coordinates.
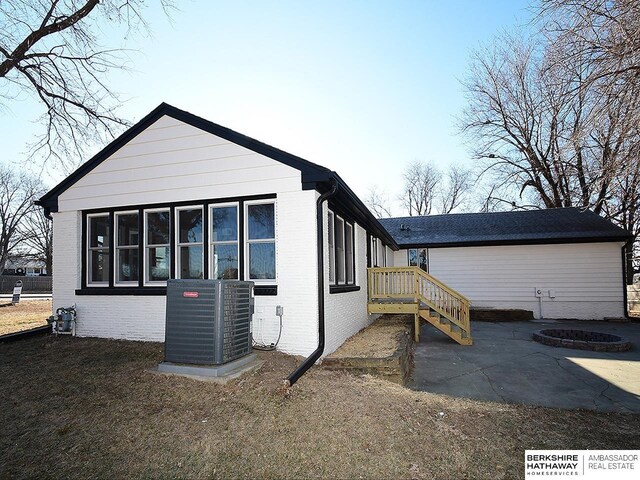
top-left (0, 275), bottom-right (52, 294)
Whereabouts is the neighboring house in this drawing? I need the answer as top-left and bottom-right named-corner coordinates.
top-left (36, 103), bottom-right (396, 357)
top-left (380, 209), bottom-right (632, 320)
top-left (2, 259), bottom-right (48, 276)
top-left (36, 103), bottom-right (632, 359)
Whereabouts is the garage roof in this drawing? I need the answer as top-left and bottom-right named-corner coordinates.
top-left (379, 208), bottom-right (632, 248)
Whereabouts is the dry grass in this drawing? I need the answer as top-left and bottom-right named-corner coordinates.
top-left (1, 336), bottom-right (639, 479)
top-left (329, 314), bottom-right (413, 358)
top-left (0, 299), bottom-right (51, 336)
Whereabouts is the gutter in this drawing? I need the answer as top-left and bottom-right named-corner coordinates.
top-left (284, 179), bottom-right (338, 387)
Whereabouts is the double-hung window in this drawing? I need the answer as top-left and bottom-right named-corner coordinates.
top-left (87, 214), bottom-right (110, 285)
top-left (210, 204), bottom-right (239, 279)
top-left (115, 212), bottom-right (139, 285)
top-left (177, 207), bottom-right (204, 279)
top-left (328, 211), bottom-right (335, 283)
top-left (328, 209), bottom-right (356, 289)
top-left (246, 202), bottom-right (276, 281)
top-left (145, 209), bottom-right (170, 284)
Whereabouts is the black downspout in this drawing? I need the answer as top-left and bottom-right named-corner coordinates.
top-left (285, 179), bottom-right (338, 387)
top-left (622, 243), bottom-right (630, 319)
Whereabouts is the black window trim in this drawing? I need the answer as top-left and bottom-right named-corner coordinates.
top-left (78, 193), bottom-right (277, 296)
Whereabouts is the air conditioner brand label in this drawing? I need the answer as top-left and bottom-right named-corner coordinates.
top-left (183, 291), bottom-right (199, 298)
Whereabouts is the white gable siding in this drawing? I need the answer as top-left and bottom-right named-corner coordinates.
top-left (57, 115), bottom-right (301, 212)
top-left (395, 243), bottom-right (625, 319)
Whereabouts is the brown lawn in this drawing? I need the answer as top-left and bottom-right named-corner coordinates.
top-left (0, 299), bottom-right (51, 336)
top-left (1, 336), bottom-right (639, 479)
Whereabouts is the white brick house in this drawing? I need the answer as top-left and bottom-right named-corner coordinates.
top-left (37, 103), bottom-right (396, 359)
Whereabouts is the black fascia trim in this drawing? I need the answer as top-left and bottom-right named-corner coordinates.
top-left (36, 103), bottom-right (330, 211)
top-left (396, 236), bottom-right (632, 250)
top-left (329, 285), bottom-right (361, 294)
top-left (75, 285), bottom-right (278, 296)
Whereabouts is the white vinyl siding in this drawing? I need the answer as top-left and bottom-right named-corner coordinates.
top-left (57, 115), bottom-right (301, 212)
top-left (397, 242), bottom-right (625, 320)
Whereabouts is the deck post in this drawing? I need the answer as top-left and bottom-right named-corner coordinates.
top-left (414, 313), bottom-right (420, 343)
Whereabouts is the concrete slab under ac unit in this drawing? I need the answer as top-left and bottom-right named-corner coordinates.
top-left (152, 354), bottom-right (262, 384)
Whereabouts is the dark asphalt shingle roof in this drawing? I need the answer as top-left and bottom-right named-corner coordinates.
top-left (379, 208), bottom-right (632, 248)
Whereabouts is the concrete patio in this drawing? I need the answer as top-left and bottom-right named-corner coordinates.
top-left (410, 319), bottom-right (640, 412)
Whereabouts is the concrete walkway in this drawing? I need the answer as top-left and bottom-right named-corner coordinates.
top-left (410, 319), bottom-right (640, 412)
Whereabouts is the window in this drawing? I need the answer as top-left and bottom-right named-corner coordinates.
top-left (371, 237), bottom-right (378, 267)
top-left (328, 211), bottom-right (335, 283)
top-left (81, 195), bottom-right (278, 293)
top-left (408, 248), bottom-right (428, 272)
top-left (87, 214), bottom-right (110, 284)
top-left (335, 216), bottom-right (345, 284)
top-left (210, 204), bottom-right (239, 279)
top-left (115, 212), bottom-right (139, 284)
top-left (346, 223), bottom-right (354, 283)
top-left (145, 209), bottom-right (170, 284)
top-left (177, 207), bottom-right (203, 279)
top-left (328, 209), bottom-right (356, 289)
top-left (246, 202), bottom-right (276, 281)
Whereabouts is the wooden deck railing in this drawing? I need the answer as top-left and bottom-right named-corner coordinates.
top-left (368, 266), bottom-right (471, 334)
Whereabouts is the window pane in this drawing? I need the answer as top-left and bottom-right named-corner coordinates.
top-left (147, 211), bottom-right (169, 245)
top-left (89, 216), bottom-right (110, 248)
top-left (346, 224), bottom-right (354, 284)
top-left (90, 250), bottom-right (109, 283)
top-left (336, 218), bottom-right (345, 283)
top-left (328, 212), bottom-right (335, 283)
top-left (212, 244), bottom-right (238, 279)
top-left (179, 245), bottom-right (203, 279)
top-left (248, 204), bottom-right (275, 240)
top-left (117, 213), bottom-right (139, 247)
top-left (408, 249), bottom-right (418, 267)
top-left (117, 248), bottom-right (139, 283)
top-left (179, 209), bottom-right (202, 243)
top-left (211, 206), bottom-right (237, 242)
top-left (147, 246), bottom-right (170, 281)
top-left (249, 243), bottom-right (275, 279)
top-left (419, 249), bottom-right (428, 272)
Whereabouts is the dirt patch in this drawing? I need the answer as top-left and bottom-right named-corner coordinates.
top-left (1, 336), bottom-right (639, 479)
top-left (0, 299), bottom-right (51, 336)
top-left (328, 314), bottom-right (413, 358)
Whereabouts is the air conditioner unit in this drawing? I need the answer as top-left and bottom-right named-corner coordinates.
top-left (164, 279), bottom-right (254, 365)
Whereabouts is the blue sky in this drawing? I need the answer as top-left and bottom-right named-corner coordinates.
top-left (1, 0), bottom-right (532, 214)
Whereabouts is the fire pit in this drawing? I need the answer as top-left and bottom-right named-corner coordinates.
top-left (532, 329), bottom-right (632, 352)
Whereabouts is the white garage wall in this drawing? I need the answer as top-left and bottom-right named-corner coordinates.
top-left (395, 243), bottom-right (626, 320)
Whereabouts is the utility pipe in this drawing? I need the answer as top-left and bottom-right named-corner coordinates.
top-left (284, 179), bottom-right (338, 387)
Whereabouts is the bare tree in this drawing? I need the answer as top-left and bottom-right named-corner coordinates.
top-left (438, 165), bottom-right (473, 214)
top-left (399, 161), bottom-right (442, 216)
top-left (0, 166), bottom-right (40, 273)
top-left (19, 206), bottom-right (53, 275)
top-left (364, 186), bottom-right (393, 218)
top-left (0, 0), bottom-right (174, 172)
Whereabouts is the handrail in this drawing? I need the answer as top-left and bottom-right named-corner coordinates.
top-left (368, 266), bottom-right (471, 335)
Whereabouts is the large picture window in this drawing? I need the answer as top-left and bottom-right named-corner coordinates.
top-left (246, 202), bottom-right (276, 281)
top-left (115, 212), bottom-right (139, 284)
top-left (82, 195), bottom-right (277, 293)
top-left (177, 207), bottom-right (203, 279)
top-left (145, 209), bottom-right (170, 284)
top-left (87, 214), bottom-right (110, 285)
top-left (210, 204), bottom-right (239, 279)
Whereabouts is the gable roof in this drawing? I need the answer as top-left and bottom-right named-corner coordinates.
top-left (379, 208), bottom-right (632, 248)
top-left (36, 103), bottom-right (397, 247)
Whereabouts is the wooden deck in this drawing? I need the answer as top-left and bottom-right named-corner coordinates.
top-left (367, 267), bottom-right (473, 345)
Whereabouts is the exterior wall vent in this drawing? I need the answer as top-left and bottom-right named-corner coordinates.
top-left (164, 279), bottom-right (254, 365)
